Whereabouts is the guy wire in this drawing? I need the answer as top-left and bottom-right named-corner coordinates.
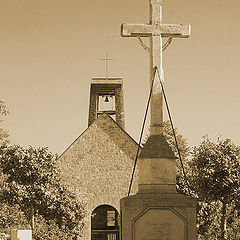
top-left (155, 66), bottom-right (192, 196)
top-left (127, 67), bottom-right (156, 196)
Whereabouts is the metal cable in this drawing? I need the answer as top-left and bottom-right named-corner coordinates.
top-left (155, 66), bottom-right (192, 196)
top-left (127, 66), bottom-right (191, 196)
top-left (127, 67), bottom-right (156, 196)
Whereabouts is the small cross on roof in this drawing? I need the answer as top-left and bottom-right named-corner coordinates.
top-left (100, 52), bottom-right (113, 80)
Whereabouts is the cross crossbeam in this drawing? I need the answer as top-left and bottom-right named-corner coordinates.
top-left (121, 0), bottom-right (191, 136)
top-left (122, 23), bottom-right (191, 38)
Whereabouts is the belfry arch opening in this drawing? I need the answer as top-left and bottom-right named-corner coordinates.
top-left (91, 204), bottom-right (119, 240)
top-left (88, 78), bottom-right (125, 129)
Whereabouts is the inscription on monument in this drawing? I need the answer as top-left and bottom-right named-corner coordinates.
top-left (133, 208), bottom-right (185, 240)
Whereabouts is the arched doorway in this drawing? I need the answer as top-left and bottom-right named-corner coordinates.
top-left (91, 204), bottom-right (119, 240)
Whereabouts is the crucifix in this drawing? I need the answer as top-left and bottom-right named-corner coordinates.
top-left (100, 52), bottom-right (113, 80)
top-left (121, 0), bottom-right (191, 136)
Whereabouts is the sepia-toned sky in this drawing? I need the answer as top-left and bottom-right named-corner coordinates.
top-left (1, 0), bottom-right (240, 154)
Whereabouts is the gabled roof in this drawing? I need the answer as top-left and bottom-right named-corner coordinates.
top-left (58, 112), bottom-right (140, 159)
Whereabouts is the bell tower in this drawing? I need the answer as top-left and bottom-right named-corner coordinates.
top-left (88, 77), bottom-right (125, 129)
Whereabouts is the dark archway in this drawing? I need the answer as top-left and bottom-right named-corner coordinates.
top-left (91, 204), bottom-right (119, 240)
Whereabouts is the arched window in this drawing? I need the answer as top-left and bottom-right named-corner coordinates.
top-left (91, 204), bottom-right (119, 240)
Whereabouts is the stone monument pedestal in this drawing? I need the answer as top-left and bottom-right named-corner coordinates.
top-left (120, 135), bottom-right (196, 240)
top-left (120, 192), bottom-right (196, 240)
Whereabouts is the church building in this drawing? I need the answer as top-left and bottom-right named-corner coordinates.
top-left (57, 77), bottom-right (139, 240)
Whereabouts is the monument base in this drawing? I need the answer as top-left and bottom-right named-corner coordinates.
top-left (120, 192), bottom-right (196, 240)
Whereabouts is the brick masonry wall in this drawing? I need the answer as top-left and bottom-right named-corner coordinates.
top-left (57, 113), bottom-right (139, 240)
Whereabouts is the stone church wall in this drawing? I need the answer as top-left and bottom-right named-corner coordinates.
top-left (57, 114), bottom-right (139, 240)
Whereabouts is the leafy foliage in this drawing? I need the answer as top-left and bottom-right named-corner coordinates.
top-left (0, 203), bottom-right (29, 239)
top-left (190, 137), bottom-right (240, 239)
top-left (163, 120), bottom-right (190, 161)
top-left (32, 214), bottom-right (76, 240)
top-left (190, 138), bottom-right (240, 202)
top-left (0, 145), bottom-right (85, 237)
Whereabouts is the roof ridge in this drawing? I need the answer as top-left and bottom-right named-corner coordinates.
top-left (58, 112), bottom-right (140, 159)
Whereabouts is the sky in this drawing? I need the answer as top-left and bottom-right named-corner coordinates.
top-left (0, 0), bottom-right (240, 154)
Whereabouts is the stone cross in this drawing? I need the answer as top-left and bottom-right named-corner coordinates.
top-left (121, 0), bottom-right (191, 136)
top-left (100, 52), bottom-right (113, 80)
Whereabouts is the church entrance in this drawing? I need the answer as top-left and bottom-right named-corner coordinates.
top-left (91, 204), bottom-right (119, 240)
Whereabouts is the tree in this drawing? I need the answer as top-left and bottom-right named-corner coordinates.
top-left (0, 145), bottom-right (85, 238)
top-left (189, 137), bottom-right (240, 239)
top-left (0, 203), bottom-right (29, 239)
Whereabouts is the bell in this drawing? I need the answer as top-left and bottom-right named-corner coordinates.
top-left (104, 96), bottom-right (109, 102)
